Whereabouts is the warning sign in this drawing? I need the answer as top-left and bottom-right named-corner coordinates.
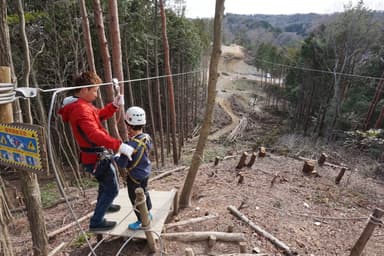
top-left (0, 123), bottom-right (47, 172)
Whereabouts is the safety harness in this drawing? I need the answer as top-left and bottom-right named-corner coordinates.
top-left (126, 134), bottom-right (149, 184)
top-left (77, 125), bottom-right (108, 165)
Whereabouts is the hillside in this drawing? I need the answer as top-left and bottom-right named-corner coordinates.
top-left (8, 45), bottom-right (384, 255)
top-left (223, 11), bottom-right (384, 47)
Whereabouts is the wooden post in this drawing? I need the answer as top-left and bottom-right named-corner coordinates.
top-left (350, 208), bottom-right (384, 256)
top-left (0, 67), bottom-right (13, 123)
top-left (335, 168), bottom-right (346, 185)
top-left (135, 188), bottom-right (157, 252)
top-left (246, 152), bottom-right (257, 167)
top-left (258, 147), bottom-right (266, 157)
top-left (0, 67), bottom-right (14, 256)
top-left (236, 152), bottom-right (248, 169)
top-left (318, 153), bottom-right (327, 166)
top-left (302, 160), bottom-right (315, 175)
top-left (173, 189), bottom-right (179, 215)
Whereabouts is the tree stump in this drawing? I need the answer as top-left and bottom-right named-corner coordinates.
top-left (214, 156), bottom-right (220, 166)
top-left (318, 153), bottom-right (327, 166)
top-left (239, 241), bottom-right (247, 253)
top-left (236, 152), bottom-right (248, 169)
top-left (335, 168), bottom-right (346, 185)
top-left (258, 147), bottom-right (266, 157)
top-left (185, 248), bottom-right (195, 256)
top-left (302, 160), bottom-right (315, 175)
top-left (247, 152), bottom-right (257, 167)
top-left (237, 172), bottom-right (245, 184)
top-left (208, 234), bottom-right (216, 248)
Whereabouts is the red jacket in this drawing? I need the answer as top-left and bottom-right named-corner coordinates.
top-left (58, 97), bottom-right (121, 164)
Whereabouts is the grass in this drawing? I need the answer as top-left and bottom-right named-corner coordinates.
top-left (40, 182), bottom-right (60, 208)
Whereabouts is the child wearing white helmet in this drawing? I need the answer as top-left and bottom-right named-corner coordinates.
top-left (114, 106), bottom-right (153, 230)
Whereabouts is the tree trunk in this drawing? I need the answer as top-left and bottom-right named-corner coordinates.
top-left (153, 0), bottom-right (165, 166)
top-left (179, 0), bottom-right (225, 207)
top-left (374, 105), bottom-right (384, 129)
top-left (20, 171), bottom-right (49, 256)
top-left (17, 0), bottom-right (32, 124)
top-left (79, 0), bottom-right (96, 72)
top-left (146, 43), bottom-right (159, 168)
top-left (159, 0), bottom-right (178, 164)
top-left (15, 4), bottom-right (50, 253)
top-left (0, 185), bottom-right (13, 256)
top-left (107, 0), bottom-right (127, 141)
top-left (364, 71), bottom-right (384, 130)
top-left (92, 0), bottom-right (120, 140)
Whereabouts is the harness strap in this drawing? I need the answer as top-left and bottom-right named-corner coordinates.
top-left (125, 135), bottom-right (149, 184)
top-left (80, 147), bottom-right (105, 153)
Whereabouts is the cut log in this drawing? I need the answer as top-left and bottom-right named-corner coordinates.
top-left (226, 117), bottom-right (248, 142)
top-left (48, 242), bottom-right (67, 256)
top-left (48, 211), bottom-right (93, 239)
top-left (149, 166), bottom-right (187, 182)
top-left (162, 232), bottom-right (245, 242)
top-left (318, 153), bottom-right (327, 166)
top-left (223, 155), bottom-right (236, 160)
top-left (258, 147), bottom-right (266, 157)
top-left (246, 152), bottom-right (257, 167)
top-left (302, 160), bottom-right (315, 175)
top-left (236, 152), bottom-right (248, 169)
top-left (298, 156), bottom-right (349, 170)
top-left (165, 214), bottom-right (218, 229)
top-left (227, 205), bottom-right (296, 256)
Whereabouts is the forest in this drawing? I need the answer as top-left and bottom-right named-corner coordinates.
top-left (0, 0), bottom-right (383, 255)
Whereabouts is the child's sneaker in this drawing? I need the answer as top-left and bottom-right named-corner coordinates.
top-left (128, 220), bottom-right (142, 230)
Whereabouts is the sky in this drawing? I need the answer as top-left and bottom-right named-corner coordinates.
top-left (184, 0), bottom-right (384, 18)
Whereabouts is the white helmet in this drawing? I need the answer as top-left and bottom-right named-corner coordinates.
top-left (125, 106), bottom-right (146, 125)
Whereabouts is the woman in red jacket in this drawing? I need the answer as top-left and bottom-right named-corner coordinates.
top-left (59, 71), bottom-right (133, 231)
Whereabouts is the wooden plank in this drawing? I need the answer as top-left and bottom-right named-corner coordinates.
top-left (91, 188), bottom-right (176, 239)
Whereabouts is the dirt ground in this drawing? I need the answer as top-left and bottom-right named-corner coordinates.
top-left (6, 45), bottom-right (384, 256)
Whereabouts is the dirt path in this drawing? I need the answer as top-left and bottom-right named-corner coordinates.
top-left (209, 44), bottom-right (260, 140)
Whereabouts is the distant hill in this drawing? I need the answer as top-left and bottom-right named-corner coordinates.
top-left (222, 12), bottom-right (384, 48)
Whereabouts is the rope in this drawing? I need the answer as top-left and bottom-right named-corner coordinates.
top-left (47, 90), bottom-right (97, 256)
top-left (33, 70), bottom-right (202, 93)
top-left (254, 58), bottom-right (384, 82)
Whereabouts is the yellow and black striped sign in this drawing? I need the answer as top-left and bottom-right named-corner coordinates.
top-left (0, 123), bottom-right (47, 172)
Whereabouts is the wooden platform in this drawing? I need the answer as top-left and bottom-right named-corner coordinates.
top-left (91, 188), bottom-right (176, 239)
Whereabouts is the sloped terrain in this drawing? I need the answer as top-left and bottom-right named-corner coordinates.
top-left (7, 45), bottom-right (384, 255)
